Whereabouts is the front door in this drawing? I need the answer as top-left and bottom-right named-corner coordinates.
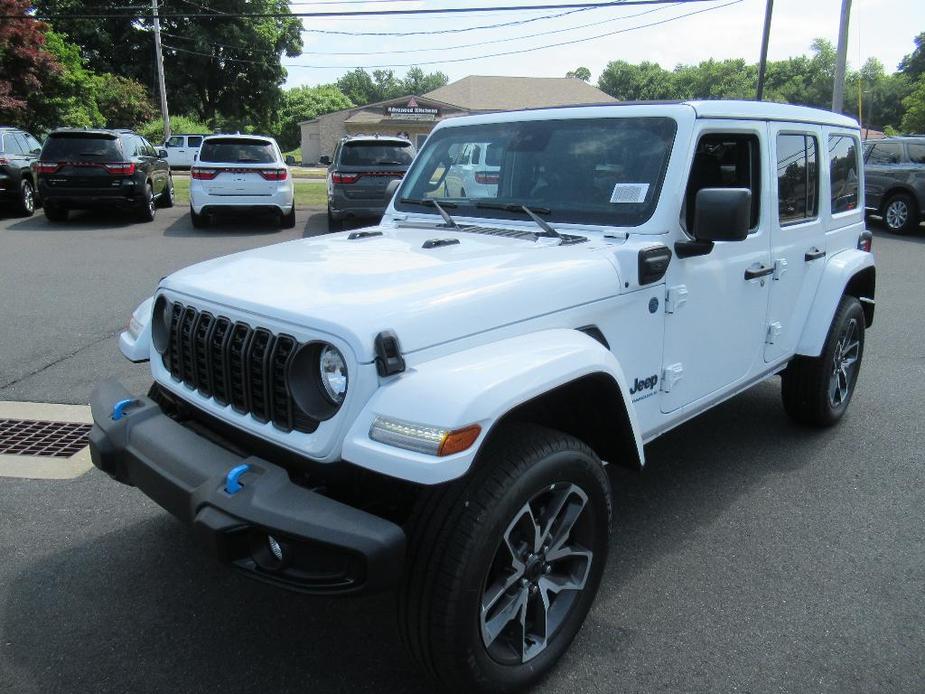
top-left (661, 123), bottom-right (772, 413)
top-left (764, 126), bottom-right (827, 363)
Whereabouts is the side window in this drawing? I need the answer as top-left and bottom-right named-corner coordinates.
top-left (829, 134), bottom-right (859, 214)
top-left (471, 144), bottom-right (481, 166)
top-left (684, 132), bottom-right (761, 232)
top-left (908, 143), bottom-right (925, 164)
top-left (141, 138), bottom-right (156, 156)
top-left (8, 133), bottom-right (28, 154)
top-left (24, 133), bottom-right (41, 152)
top-left (776, 133), bottom-right (818, 225)
top-left (121, 137), bottom-right (137, 157)
top-left (187, 136), bottom-right (203, 148)
top-left (166, 136), bottom-right (183, 147)
top-left (865, 142), bottom-right (902, 165)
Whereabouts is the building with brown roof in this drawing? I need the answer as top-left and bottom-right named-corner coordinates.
top-left (299, 75), bottom-right (616, 165)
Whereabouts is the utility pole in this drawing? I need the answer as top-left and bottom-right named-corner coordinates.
top-left (152, 0), bottom-right (171, 141)
top-left (832, 0), bottom-right (852, 113)
top-left (755, 0), bottom-right (773, 101)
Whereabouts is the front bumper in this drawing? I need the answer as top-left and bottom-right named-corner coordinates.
top-left (88, 379), bottom-right (406, 595)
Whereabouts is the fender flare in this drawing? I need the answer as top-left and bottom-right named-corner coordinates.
top-left (795, 249), bottom-right (875, 357)
top-left (119, 296), bottom-right (153, 362)
top-left (341, 329), bottom-right (644, 486)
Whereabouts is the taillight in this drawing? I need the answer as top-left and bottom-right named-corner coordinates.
top-left (191, 167), bottom-right (219, 180)
top-left (259, 168), bottom-right (288, 181)
top-left (36, 162), bottom-right (61, 174)
top-left (474, 171), bottom-right (500, 185)
top-left (857, 231), bottom-right (872, 252)
top-left (0, 158), bottom-right (8, 166)
top-left (103, 162), bottom-right (135, 176)
top-left (332, 172), bottom-right (360, 184)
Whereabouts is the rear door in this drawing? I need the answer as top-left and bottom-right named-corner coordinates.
top-left (335, 140), bottom-right (413, 203)
top-left (198, 138), bottom-right (279, 196)
top-left (764, 126), bottom-right (826, 363)
top-left (164, 136), bottom-right (188, 168)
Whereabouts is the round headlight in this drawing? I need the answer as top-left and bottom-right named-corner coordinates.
top-left (319, 345), bottom-right (348, 404)
top-left (151, 295), bottom-right (171, 355)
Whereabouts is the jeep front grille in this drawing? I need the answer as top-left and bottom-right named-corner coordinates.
top-left (164, 302), bottom-right (317, 433)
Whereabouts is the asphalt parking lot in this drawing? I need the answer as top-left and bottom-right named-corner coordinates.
top-left (0, 206), bottom-right (922, 693)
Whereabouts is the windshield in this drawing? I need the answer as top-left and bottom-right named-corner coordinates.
top-left (341, 141), bottom-right (413, 166)
top-left (199, 138), bottom-right (276, 163)
top-left (42, 134), bottom-right (122, 160)
top-left (396, 117), bottom-right (677, 227)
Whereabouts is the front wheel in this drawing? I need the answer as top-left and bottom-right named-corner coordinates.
top-left (781, 295), bottom-right (865, 426)
top-left (398, 424), bottom-right (611, 693)
top-left (158, 177), bottom-right (174, 208)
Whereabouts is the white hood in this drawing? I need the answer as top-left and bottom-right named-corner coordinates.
top-left (162, 225), bottom-right (622, 362)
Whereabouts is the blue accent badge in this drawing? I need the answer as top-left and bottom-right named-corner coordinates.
top-left (111, 398), bottom-right (137, 421)
top-left (225, 464), bottom-right (251, 495)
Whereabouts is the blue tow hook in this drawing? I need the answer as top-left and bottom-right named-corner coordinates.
top-left (225, 464), bottom-right (251, 495)
top-left (111, 398), bottom-right (137, 421)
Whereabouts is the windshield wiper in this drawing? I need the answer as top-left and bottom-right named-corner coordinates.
top-left (473, 201), bottom-right (561, 241)
top-left (399, 198), bottom-right (459, 228)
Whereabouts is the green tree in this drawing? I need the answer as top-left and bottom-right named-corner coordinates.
top-left (276, 85), bottom-right (353, 151)
top-left (138, 115), bottom-right (210, 146)
top-left (31, 31), bottom-right (104, 131)
top-left (674, 59), bottom-right (756, 100)
top-left (337, 67), bottom-right (449, 105)
top-left (898, 32), bottom-right (925, 80)
top-left (597, 60), bottom-right (677, 100)
top-left (0, 0), bottom-right (61, 126)
top-left (566, 67), bottom-right (592, 82)
top-left (400, 67), bottom-right (449, 95)
top-left (900, 77), bottom-right (925, 132)
top-left (94, 73), bottom-right (156, 129)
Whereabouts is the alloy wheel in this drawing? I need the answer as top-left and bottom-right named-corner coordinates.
top-left (885, 199), bottom-right (908, 230)
top-left (829, 317), bottom-right (860, 407)
top-left (480, 482), bottom-right (594, 664)
top-left (22, 182), bottom-right (34, 214)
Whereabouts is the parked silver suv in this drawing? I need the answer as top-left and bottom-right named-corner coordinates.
top-left (324, 135), bottom-right (413, 229)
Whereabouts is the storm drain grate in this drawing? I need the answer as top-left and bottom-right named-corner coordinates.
top-left (0, 419), bottom-right (92, 458)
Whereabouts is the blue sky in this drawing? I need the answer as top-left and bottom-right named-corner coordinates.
top-left (283, 0), bottom-right (925, 88)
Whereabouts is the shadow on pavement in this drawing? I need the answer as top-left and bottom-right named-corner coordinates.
top-left (0, 379), bottom-right (833, 694)
top-left (5, 208), bottom-right (144, 232)
top-left (163, 208), bottom-right (289, 238)
top-left (867, 215), bottom-right (925, 244)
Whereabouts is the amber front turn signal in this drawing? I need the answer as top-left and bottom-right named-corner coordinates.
top-left (438, 425), bottom-right (482, 457)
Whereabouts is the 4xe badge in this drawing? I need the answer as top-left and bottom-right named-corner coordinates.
top-left (629, 373), bottom-right (659, 402)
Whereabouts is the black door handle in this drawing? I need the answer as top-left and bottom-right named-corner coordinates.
top-left (744, 264), bottom-right (774, 280)
top-left (804, 247), bottom-right (826, 261)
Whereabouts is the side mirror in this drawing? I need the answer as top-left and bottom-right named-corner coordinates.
top-left (285, 154), bottom-right (296, 166)
top-left (31, 147), bottom-right (41, 155)
top-left (385, 179), bottom-right (402, 201)
top-left (157, 149), bottom-right (168, 159)
top-left (692, 188), bottom-right (751, 242)
top-left (319, 155), bottom-right (331, 166)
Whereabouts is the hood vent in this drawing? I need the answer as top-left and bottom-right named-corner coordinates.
top-left (347, 230), bottom-right (383, 240)
top-left (422, 238), bottom-right (461, 249)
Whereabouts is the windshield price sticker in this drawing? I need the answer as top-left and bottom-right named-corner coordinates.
top-left (610, 183), bottom-right (649, 204)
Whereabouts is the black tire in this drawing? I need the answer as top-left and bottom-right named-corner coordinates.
top-left (17, 178), bottom-right (36, 217)
top-left (190, 206), bottom-right (208, 229)
top-left (280, 203), bottom-right (296, 229)
top-left (398, 424), bottom-right (612, 693)
top-left (43, 203), bottom-right (68, 223)
top-left (158, 177), bottom-right (174, 208)
top-left (137, 182), bottom-right (156, 222)
top-left (781, 295), bottom-right (865, 427)
top-left (327, 204), bottom-right (342, 231)
top-left (881, 192), bottom-right (918, 234)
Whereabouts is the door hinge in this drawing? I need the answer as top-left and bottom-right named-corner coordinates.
top-left (665, 285), bottom-right (688, 314)
top-left (662, 363), bottom-right (684, 393)
top-left (772, 258), bottom-right (789, 280)
top-left (766, 321), bottom-right (783, 344)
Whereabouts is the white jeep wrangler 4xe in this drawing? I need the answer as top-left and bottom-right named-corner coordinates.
top-left (91, 100), bottom-right (874, 692)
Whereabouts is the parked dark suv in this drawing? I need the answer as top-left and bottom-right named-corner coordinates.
top-left (863, 136), bottom-right (925, 234)
top-left (324, 135), bottom-right (413, 229)
top-left (36, 129), bottom-right (172, 223)
top-left (0, 126), bottom-right (43, 217)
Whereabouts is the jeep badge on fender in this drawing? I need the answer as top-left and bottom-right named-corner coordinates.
top-left (91, 100), bottom-right (874, 693)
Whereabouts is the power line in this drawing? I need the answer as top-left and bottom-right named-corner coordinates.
top-left (159, 3), bottom-right (675, 56)
top-left (3, 0), bottom-right (721, 21)
top-left (158, 0), bottom-right (741, 70)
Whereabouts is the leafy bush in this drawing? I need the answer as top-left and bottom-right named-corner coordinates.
top-left (138, 115), bottom-right (210, 145)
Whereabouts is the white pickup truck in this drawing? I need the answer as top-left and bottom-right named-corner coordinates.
top-left (92, 100), bottom-right (874, 692)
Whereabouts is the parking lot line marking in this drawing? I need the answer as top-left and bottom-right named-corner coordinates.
top-left (0, 401), bottom-right (93, 479)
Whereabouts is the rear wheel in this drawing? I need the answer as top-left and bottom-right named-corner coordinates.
top-left (17, 179), bottom-right (35, 217)
top-left (327, 204), bottom-right (342, 231)
top-left (280, 203), bottom-right (296, 229)
top-left (398, 424), bottom-right (611, 693)
top-left (781, 295), bottom-right (865, 426)
top-left (190, 206), bottom-right (208, 229)
top-left (43, 203), bottom-right (68, 223)
top-left (137, 183), bottom-right (156, 222)
top-left (882, 192), bottom-right (917, 234)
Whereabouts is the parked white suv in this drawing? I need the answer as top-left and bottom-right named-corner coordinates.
top-left (189, 134), bottom-right (295, 228)
top-left (93, 101), bottom-right (874, 693)
top-left (162, 133), bottom-right (204, 168)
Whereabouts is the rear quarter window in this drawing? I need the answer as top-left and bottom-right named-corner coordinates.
top-left (199, 138), bottom-right (276, 164)
top-left (829, 134), bottom-right (860, 214)
top-left (41, 134), bottom-right (122, 160)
